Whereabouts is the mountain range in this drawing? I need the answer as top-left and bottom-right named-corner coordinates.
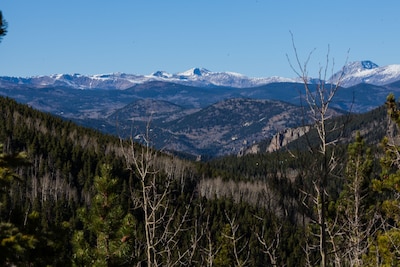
top-left (0, 60), bottom-right (399, 157)
top-left (0, 68), bottom-right (296, 90)
top-left (1, 60), bottom-right (399, 90)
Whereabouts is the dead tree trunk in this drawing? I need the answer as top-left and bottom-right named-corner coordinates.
top-left (287, 32), bottom-right (348, 267)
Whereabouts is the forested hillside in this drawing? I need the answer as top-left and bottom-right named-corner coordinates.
top-left (2, 95), bottom-right (400, 266)
top-left (0, 96), bottom-right (301, 266)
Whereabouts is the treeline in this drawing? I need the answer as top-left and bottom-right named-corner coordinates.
top-left (1, 95), bottom-right (400, 266)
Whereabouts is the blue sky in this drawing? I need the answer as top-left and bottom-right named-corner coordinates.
top-left (0, 1), bottom-right (399, 78)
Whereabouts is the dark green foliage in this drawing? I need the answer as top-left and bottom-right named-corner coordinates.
top-left (0, 143), bottom-right (37, 266)
top-left (1, 94), bottom-right (397, 266)
top-left (214, 223), bottom-right (235, 267)
top-left (327, 132), bottom-right (376, 265)
top-left (0, 97), bottom-right (129, 265)
top-left (364, 94), bottom-right (400, 265)
top-left (72, 164), bottom-right (134, 266)
top-left (0, 11), bottom-right (7, 42)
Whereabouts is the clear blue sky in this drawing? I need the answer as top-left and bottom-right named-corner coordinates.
top-left (0, 1), bottom-right (399, 78)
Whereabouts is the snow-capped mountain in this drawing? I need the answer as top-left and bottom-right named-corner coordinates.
top-left (329, 60), bottom-right (400, 88)
top-left (0, 68), bottom-right (296, 90)
top-left (170, 68), bottom-right (296, 88)
top-left (0, 73), bottom-right (148, 90)
top-left (1, 61), bottom-right (400, 90)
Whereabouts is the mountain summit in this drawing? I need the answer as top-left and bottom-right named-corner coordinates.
top-left (177, 67), bottom-right (211, 77)
top-left (342, 60), bottom-right (379, 73)
top-left (330, 60), bottom-right (400, 87)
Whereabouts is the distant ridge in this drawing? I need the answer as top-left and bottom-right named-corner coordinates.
top-left (1, 61), bottom-right (400, 90)
top-left (0, 68), bottom-right (297, 90)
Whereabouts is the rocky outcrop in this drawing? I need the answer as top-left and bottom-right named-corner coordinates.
top-left (266, 126), bottom-right (310, 153)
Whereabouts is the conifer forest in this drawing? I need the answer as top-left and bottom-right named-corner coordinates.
top-left (1, 89), bottom-right (400, 267)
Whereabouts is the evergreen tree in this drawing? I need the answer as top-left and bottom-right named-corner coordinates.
top-left (72, 164), bottom-right (134, 266)
top-left (214, 223), bottom-right (234, 267)
top-left (0, 11), bottom-right (7, 42)
top-left (365, 94), bottom-right (400, 266)
top-left (0, 143), bottom-right (36, 265)
top-left (333, 132), bottom-right (374, 266)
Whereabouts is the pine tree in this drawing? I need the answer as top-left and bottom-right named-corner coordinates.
top-left (214, 224), bottom-right (234, 267)
top-left (0, 143), bottom-right (36, 265)
top-left (365, 94), bottom-right (400, 266)
top-left (72, 164), bottom-right (134, 266)
top-left (0, 11), bottom-right (7, 42)
top-left (334, 132), bottom-right (374, 266)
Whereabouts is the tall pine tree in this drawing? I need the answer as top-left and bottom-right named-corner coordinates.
top-left (72, 164), bottom-right (135, 266)
top-left (366, 94), bottom-right (400, 266)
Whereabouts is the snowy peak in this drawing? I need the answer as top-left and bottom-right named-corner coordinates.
top-left (330, 60), bottom-right (400, 87)
top-left (150, 68), bottom-right (213, 80)
top-left (178, 67), bottom-right (211, 77)
top-left (146, 67), bottom-right (270, 87)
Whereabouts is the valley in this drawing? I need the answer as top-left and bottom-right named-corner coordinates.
top-left (1, 61), bottom-right (400, 157)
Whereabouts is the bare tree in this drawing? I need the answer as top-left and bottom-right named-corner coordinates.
top-left (287, 32), bottom-right (348, 267)
top-left (120, 121), bottom-right (197, 266)
top-left (255, 220), bottom-right (282, 266)
top-left (223, 212), bottom-right (250, 267)
top-left (200, 215), bottom-right (219, 267)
